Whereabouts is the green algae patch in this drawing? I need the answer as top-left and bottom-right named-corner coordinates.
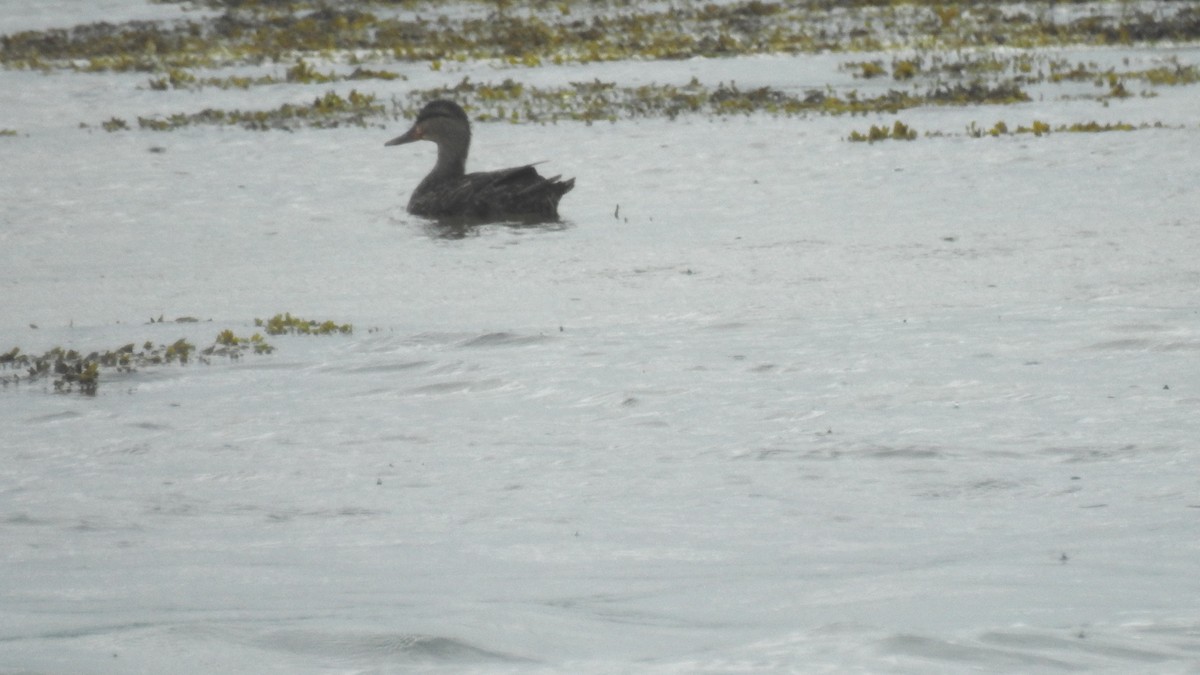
top-left (967, 118), bottom-right (1155, 138)
top-left (848, 120), bottom-right (918, 143)
top-left (256, 313), bottom-right (352, 336)
top-left (123, 89), bottom-right (384, 131)
top-left (946, 118), bottom-right (1165, 140)
top-left (7, 2), bottom-right (1200, 73)
top-left (398, 77), bottom-right (1030, 124)
top-left (856, 117), bottom-right (1167, 142)
top-left (214, 329), bottom-right (276, 354)
top-left (146, 60), bottom-right (404, 91)
top-left (8, 1), bottom-right (1200, 130)
top-left (842, 52), bottom-right (1200, 94)
top-left (0, 314), bottom-right (349, 395)
top-left (97, 75), bottom-right (1039, 131)
top-left (1060, 121), bottom-right (1139, 133)
top-left (1, 9), bottom-right (389, 71)
top-left (845, 60), bottom-right (888, 80)
top-left (1, 339), bottom-right (200, 395)
top-left (1047, 59), bottom-right (1200, 87)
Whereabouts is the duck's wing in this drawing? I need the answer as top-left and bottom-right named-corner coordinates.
top-left (474, 165), bottom-right (575, 220)
top-left (409, 165), bottom-right (573, 221)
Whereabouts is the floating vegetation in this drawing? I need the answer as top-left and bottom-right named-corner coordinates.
top-left (214, 329), bottom-right (275, 354)
top-left (103, 76), bottom-right (1037, 130)
top-left (109, 89), bottom-right (384, 131)
top-left (996, 119), bottom-right (1144, 135)
top-left (1059, 121), bottom-right (1140, 133)
top-left (256, 313), bottom-right (353, 336)
top-left (1011, 119), bottom-right (1049, 136)
top-left (1, 339), bottom-right (197, 395)
top-left (841, 52), bottom-right (1200, 93)
top-left (0, 128), bottom-right (16, 136)
top-left (892, 59), bottom-right (920, 81)
top-left (1, 314), bottom-right (351, 395)
top-left (5, 1), bottom-right (1200, 129)
top-left (404, 77), bottom-right (1030, 123)
top-left (845, 60), bottom-right (888, 79)
top-left (5, 1), bottom-right (1200, 73)
top-left (856, 118), bottom-right (1165, 142)
top-left (848, 120), bottom-right (918, 143)
top-left (1047, 58), bottom-right (1200, 87)
top-left (951, 118), bottom-right (1159, 139)
top-left (2, 9), bottom-right (390, 71)
top-left (967, 120), bottom-right (1014, 137)
top-left (146, 60), bottom-right (403, 91)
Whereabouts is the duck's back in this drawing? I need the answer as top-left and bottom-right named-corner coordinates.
top-left (408, 164), bottom-right (574, 221)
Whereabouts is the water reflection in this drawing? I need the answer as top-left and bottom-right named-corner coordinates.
top-left (419, 215), bottom-right (572, 240)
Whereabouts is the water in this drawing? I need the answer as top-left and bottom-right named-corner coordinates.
top-left (3, 2), bottom-right (1200, 671)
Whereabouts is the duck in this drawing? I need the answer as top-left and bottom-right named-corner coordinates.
top-left (385, 100), bottom-right (574, 222)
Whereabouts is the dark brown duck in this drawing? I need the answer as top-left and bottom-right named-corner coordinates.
top-left (385, 100), bottom-right (574, 222)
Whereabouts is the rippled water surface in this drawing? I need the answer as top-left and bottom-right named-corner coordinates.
top-left (3, 1), bottom-right (1200, 672)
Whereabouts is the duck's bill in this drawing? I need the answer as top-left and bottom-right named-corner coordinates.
top-left (384, 126), bottom-right (421, 146)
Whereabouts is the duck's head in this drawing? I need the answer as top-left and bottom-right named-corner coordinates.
top-left (385, 100), bottom-right (471, 147)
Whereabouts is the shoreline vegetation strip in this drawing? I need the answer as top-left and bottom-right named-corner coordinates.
top-left (2, 1), bottom-right (1198, 128)
top-left (3, 2), bottom-right (1199, 72)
